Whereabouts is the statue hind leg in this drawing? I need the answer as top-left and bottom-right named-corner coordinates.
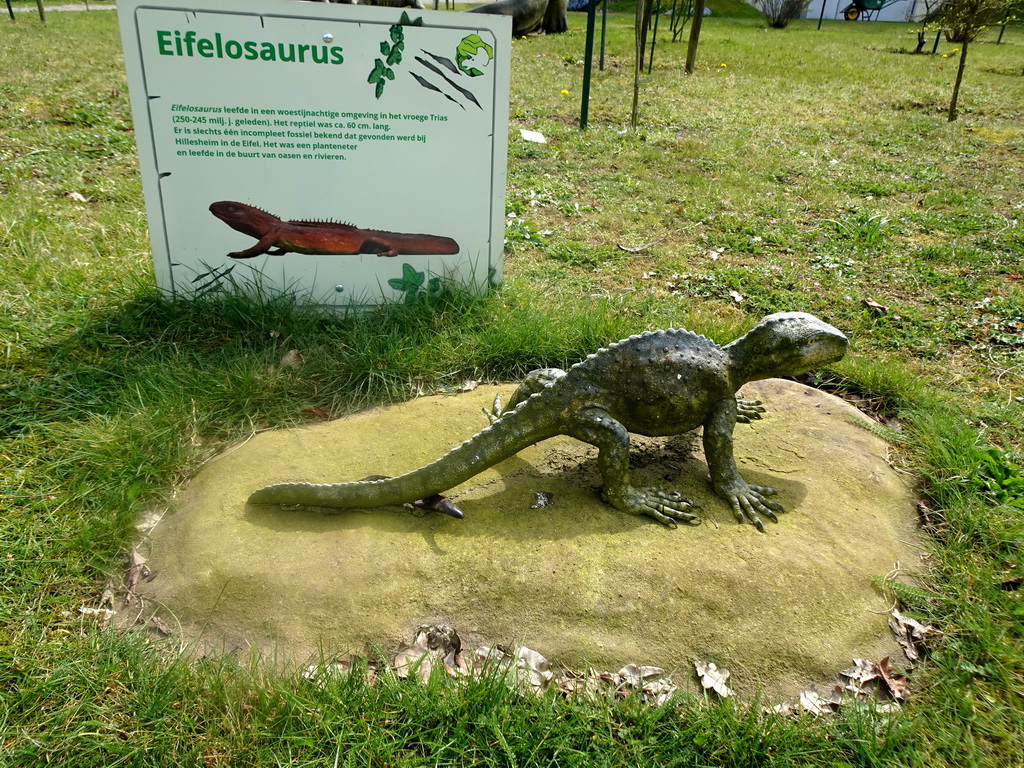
top-left (567, 407), bottom-right (701, 528)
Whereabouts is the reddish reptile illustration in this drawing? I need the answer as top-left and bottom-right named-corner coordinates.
top-left (209, 201), bottom-right (460, 259)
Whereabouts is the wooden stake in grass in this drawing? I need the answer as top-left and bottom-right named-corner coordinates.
top-left (948, 38), bottom-right (969, 121)
top-left (632, 0), bottom-right (655, 128)
top-left (685, 0), bottom-right (707, 75)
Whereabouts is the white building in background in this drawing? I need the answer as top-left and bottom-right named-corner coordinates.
top-left (799, 0), bottom-right (934, 23)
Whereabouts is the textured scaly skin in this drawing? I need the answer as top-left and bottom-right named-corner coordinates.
top-left (248, 312), bottom-right (849, 530)
top-left (209, 201), bottom-right (460, 259)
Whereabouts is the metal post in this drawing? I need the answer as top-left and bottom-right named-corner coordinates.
top-left (931, 27), bottom-right (941, 54)
top-left (581, 0), bottom-right (598, 129)
top-left (599, 0), bottom-right (608, 71)
top-left (35, 0), bottom-right (45, 23)
top-left (817, 0), bottom-right (827, 30)
top-left (648, 1), bottom-right (660, 74)
top-left (6, 0), bottom-right (15, 21)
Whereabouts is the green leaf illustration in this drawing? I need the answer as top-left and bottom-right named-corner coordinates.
top-left (402, 263), bottom-right (425, 289)
top-left (368, 59), bottom-right (386, 84)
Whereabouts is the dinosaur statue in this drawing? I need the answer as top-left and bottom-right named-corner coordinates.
top-left (248, 312), bottom-right (849, 530)
top-left (466, 0), bottom-right (569, 37)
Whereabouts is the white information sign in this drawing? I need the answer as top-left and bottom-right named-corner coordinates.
top-left (117, 0), bottom-right (510, 306)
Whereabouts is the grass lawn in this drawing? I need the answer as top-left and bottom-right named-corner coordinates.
top-left (1, 4), bottom-right (1022, 766)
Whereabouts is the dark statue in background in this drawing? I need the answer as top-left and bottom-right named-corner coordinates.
top-left (467, 0), bottom-right (569, 37)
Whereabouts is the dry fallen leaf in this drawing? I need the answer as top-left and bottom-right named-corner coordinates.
top-left (841, 658), bottom-right (880, 692)
top-left (618, 663), bottom-right (649, 687)
top-left (798, 689), bottom-right (831, 716)
top-left (557, 668), bottom-right (605, 700)
top-left (517, 647), bottom-right (553, 693)
top-left (827, 684), bottom-right (844, 710)
top-left (876, 656), bottom-right (909, 701)
top-left (1000, 575), bottom-right (1023, 591)
top-left (641, 677), bottom-right (678, 705)
top-left (694, 659), bottom-right (733, 698)
top-left (280, 349), bottom-right (303, 370)
top-left (409, 377), bottom-right (429, 397)
top-left (626, 665), bottom-right (667, 686)
top-left (150, 615), bottom-right (172, 636)
top-left (393, 645), bottom-right (433, 682)
top-left (888, 609), bottom-right (937, 662)
top-left (125, 549), bottom-right (147, 604)
top-left (99, 585), bottom-right (115, 609)
top-left (615, 665), bottom-right (676, 704)
top-left (393, 625), bottom-right (462, 682)
top-left (791, 686), bottom-right (845, 715)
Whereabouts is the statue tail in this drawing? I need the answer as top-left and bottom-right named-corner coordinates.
top-left (247, 395), bottom-right (560, 511)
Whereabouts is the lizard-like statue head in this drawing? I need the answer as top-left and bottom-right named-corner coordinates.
top-left (727, 311), bottom-right (849, 382)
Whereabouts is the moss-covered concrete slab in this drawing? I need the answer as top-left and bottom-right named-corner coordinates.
top-left (139, 379), bottom-right (920, 697)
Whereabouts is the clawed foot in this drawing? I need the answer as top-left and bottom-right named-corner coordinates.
top-left (409, 494), bottom-right (464, 519)
top-left (718, 483), bottom-right (785, 532)
top-left (735, 393), bottom-right (766, 424)
top-left (482, 393), bottom-right (502, 424)
top-left (610, 487), bottom-right (702, 528)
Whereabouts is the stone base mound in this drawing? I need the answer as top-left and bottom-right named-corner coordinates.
top-left (137, 379), bottom-right (920, 698)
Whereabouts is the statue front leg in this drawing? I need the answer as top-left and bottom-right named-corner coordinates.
top-left (703, 398), bottom-right (784, 531)
top-left (484, 368), bottom-right (565, 424)
top-left (569, 407), bottom-right (701, 528)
